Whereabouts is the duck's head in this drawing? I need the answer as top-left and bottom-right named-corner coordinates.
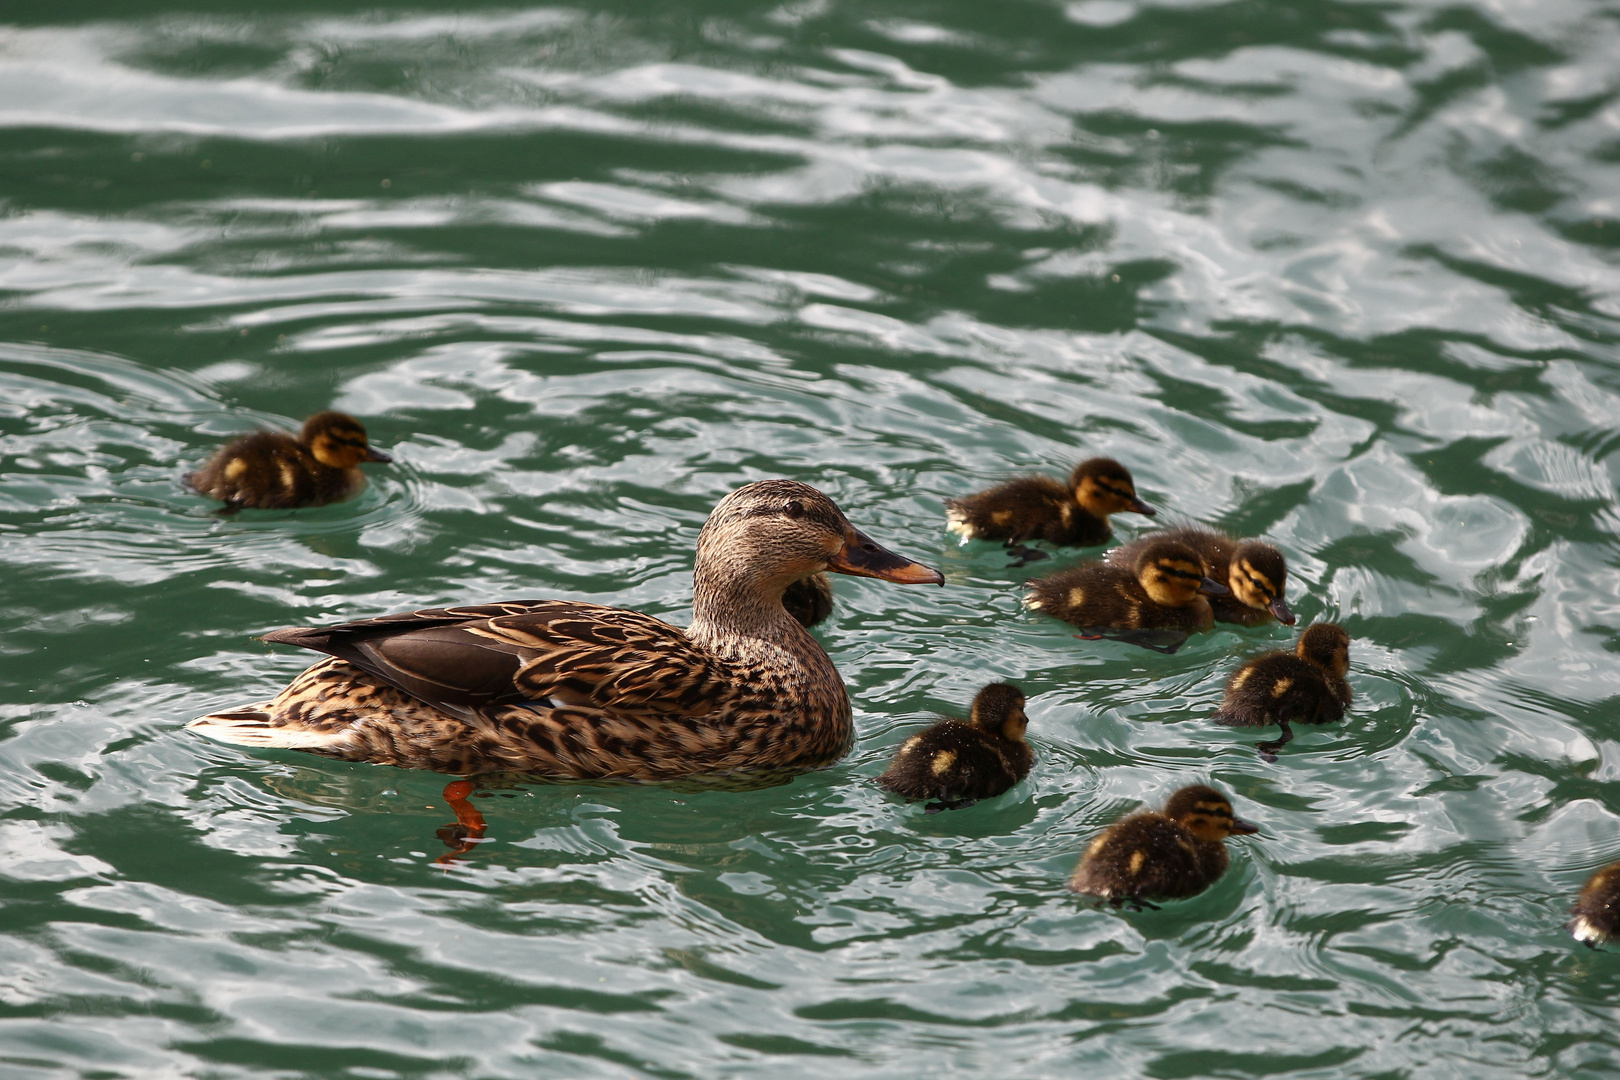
top-left (696, 480), bottom-right (943, 600)
top-left (1227, 540), bottom-right (1293, 624)
top-left (1163, 784), bottom-right (1259, 841)
top-left (1133, 540), bottom-right (1229, 607)
top-left (1069, 458), bottom-right (1155, 519)
top-left (970, 682), bottom-right (1029, 742)
top-left (1297, 622), bottom-right (1350, 679)
top-left (303, 411), bottom-right (392, 469)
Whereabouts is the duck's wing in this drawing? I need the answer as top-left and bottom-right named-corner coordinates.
top-left (261, 600), bottom-right (725, 720)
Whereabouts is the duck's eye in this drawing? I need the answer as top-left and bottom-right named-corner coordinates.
top-left (783, 500), bottom-right (805, 519)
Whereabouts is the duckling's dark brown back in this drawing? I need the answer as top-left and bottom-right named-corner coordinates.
top-left (878, 685), bottom-right (1033, 810)
top-left (1068, 811), bottom-right (1229, 903)
top-left (945, 475), bottom-right (1088, 544)
top-left (1213, 652), bottom-right (1345, 728)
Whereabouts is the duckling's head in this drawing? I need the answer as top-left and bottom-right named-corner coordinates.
top-left (1227, 540), bottom-right (1293, 624)
top-left (695, 480), bottom-right (942, 601)
top-left (1133, 540), bottom-right (1228, 607)
top-left (1297, 622), bottom-right (1350, 679)
top-left (303, 411), bottom-right (392, 469)
top-left (1069, 458), bottom-right (1156, 519)
top-left (969, 682), bottom-right (1029, 742)
top-left (1163, 784), bottom-right (1259, 841)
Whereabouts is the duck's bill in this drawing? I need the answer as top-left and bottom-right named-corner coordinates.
top-left (1269, 597), bottom-right (1296, 625)
top-left (1229, 818), bottom-right (1261, 836)
top-left (828, 529), bottom-right (944, 585)
top-left (364, 446), bottom-right (394, 464)
top-left (1130, 497), bottom-right (1157, 516)
top-left (1198, 576), bottom-right (1232, 596)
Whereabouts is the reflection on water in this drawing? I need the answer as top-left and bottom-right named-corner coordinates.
top-left (2, 0), bottom-right (1619, 1075)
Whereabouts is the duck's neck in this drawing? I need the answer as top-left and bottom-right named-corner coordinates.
top-left (687, 563), bottom-right (814, 652)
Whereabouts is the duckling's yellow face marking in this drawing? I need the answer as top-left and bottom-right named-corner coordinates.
top-left (1074, 474), bottom-right (1143, 517)
top-left (1176, 797), bottom-right (1256, 842)
top-left (1230, 558), bottom-right (1279, 611)
top-left (1127, 850), bottom-right (1145, 876)
top-left (224, 458), bottom-right (248, 481)
top-left (1140, 556), bottom-right (1205, 607)
top-left (931, 750), bottom-right (957, 776)
top-left (1271, 677), bottom-right (1293, 698)
top-left (309, 426), bottom-right (376, 469)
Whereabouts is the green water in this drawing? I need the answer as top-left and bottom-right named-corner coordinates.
top-left (3, 1), bottom-right (1619, 1076)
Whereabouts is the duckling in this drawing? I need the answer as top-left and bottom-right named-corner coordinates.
top-left (1214, 623), bottom-right (1351, 758)
top-left (1024, 539), bottom-right (1229, 653)
top-left (945, 457), bottom-right (1155, 564)
top-left (877, 683), bottom-right (1032, 812)
top-left (188, 410), bottom-right (391, 511)
top-left (1569, 862), bottom-right (1620, 948)
top-left (1069, 784), bottom-right (1259, 909)
top-left (1109, 527), bottom-right (1293, 626)
top-left (782, 572), bottom-right (834, 628)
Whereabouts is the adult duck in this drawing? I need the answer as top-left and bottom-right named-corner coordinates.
top-left (187, 480), bottom-right (943, 780)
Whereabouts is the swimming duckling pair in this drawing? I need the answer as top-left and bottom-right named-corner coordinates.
top-left (189, 411), bottom-right (390, 511)
top-left (878, 683), bottom-right (1031, 811)
top-left (946, 457), bottom-right (1155, 564)
top-left (1108, 527), bottom-right (1294, 628)
top-left (1070, 784), bottom-right (1259, 909)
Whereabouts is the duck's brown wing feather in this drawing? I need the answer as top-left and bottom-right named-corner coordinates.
top-left (261, 600), bottom-right (724, 720)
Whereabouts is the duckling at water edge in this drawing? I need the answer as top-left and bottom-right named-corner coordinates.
top-left (945, 457), bottom-right (1155, 564)
top-left (1214, 622), bottom-right (1351, 758)
top-left (1024, 539), bottom-right (1228, 653)
top-left (877, 683), bottom-right (1032, 812)
top-left (188, 410), bottom-right (391, 511)
top-left (1109, 527), bottom-right (1293, 627)
top-left (1569, 862), bottom-right (1620, 948)
top-left (1069, 784), bottom-right (1259, 909)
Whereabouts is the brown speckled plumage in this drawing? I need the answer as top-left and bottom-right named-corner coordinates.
top-left (944, 457), bottom-right (1155, 547)
top-left (187, 480), bottom-right (942, 781)
top-left (188, 411), bottom-right (390, 510)
top-left (877, 683), bottom-right (1032, 811)
top-left (1570, 862), bottom-right (1620, 948)
top-left (1069, 784), bottom-right (1259, 908)
top-left (1109, 527), bottom-right (1293, 626)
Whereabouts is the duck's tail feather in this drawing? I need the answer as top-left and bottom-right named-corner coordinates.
top-left (185, 707), bottom-right (351, 751)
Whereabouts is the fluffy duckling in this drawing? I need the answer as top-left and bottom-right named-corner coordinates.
top-left (1024, 539), bottom-right (1229, 653)
top-left (1069, 784), bottom-right (1259, 909)
top-left (782, 572), bottom-right (834, 628)
top-left (878, 683), bottom-right (1032, 812)
top-left (1214, 623), bottom-right (1351, 757)
top-left (1109, 527), bottom-right (1293, 626)
top-left (1569, 862), bottom-right (1620, 948)
top-left (189, 411), bottom-right (391, 511)
top-left (945, 457), bottom-right (1155, 564)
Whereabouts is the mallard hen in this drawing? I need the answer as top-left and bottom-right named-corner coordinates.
top-left (188, 410), bottom-right (391, 511)
top-left (1109, 527), bottom-right (1293, 626)
top-left (187, 480), bottom-right (943, 780)
top-left (1069, 784), bottom-right (1259, 909)
top-left (1024, 539), bottom-right (1228, 653)
top-left (877, 683), bottom-right (1032, 812)
top-left (945, 457), bottom-right (1155, 564)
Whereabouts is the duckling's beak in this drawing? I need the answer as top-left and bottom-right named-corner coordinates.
top-left (364, 446), bottom-right (393, 464)
top-left (827, 528), bottom-right (944, 585)
top-left (1269, 597), bottom-right (1296, 625)
top-left (1229, 818), bottom-right (1260, 836)
top-left (1198, 576), bottom-right (1231, 596)
top-left (1130, 496), bottom-right (1157, 516)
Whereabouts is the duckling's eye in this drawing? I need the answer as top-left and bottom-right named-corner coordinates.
top-left (782, 500), bottom-right (805, 519)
